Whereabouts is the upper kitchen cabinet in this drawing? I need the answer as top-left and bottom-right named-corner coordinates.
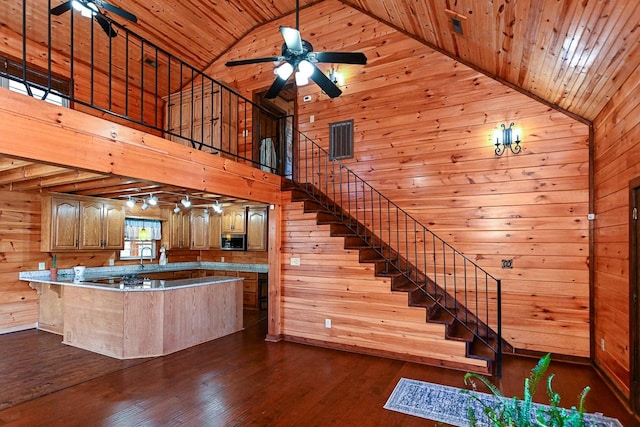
top-left (209, 213), bottom-right (221, 249)
top-left (41, 195), bottom-right (125, 252)
top-left (190, 208), bottom-right (210, 250)
top-left (221, 207), bottom-right (246, 234)
top-left (79, 200), bottom-right (125, 250)
top-left (41, 196), bottom-right (79, 251)
top-left (246, 207), bottom-right (268, 251)
top-left (167, 210), bottom-right (191, 249)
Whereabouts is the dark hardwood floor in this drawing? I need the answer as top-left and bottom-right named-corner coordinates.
top-left (0, 312), bottom-right (636, 426)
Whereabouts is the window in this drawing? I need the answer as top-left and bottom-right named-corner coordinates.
top-left (119, 219), bottom-right (162, 260)
top-left (329, 119), bottom-right (354, 159)
top-left (1, 56), bottom-right (70, 107)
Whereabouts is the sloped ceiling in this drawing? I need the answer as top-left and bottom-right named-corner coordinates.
top-left (90, 0), bottom-right (640, 122)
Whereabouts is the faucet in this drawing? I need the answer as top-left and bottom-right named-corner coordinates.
top-left (140, 246), bottom-right (153, 269)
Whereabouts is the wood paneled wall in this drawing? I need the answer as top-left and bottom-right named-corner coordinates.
top-left (207, 0), bottom-right (591, 357)
top-left (592, 65), bottom-right (640, 398)
top-left (280, 192), bottom-right (488, 372)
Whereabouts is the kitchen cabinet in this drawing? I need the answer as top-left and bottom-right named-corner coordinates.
top-left (222, 207), bottom-right (246, 233)
top-left (168, 211), bottom-right (191, 249)
top-left (79, 200), bottom-right (125, 250)
top-left (209, 214), bottom-right (221, 249)
top-left (41, 195), bottom-right (124, 252)
top-left (208, 270), bottom-right (266, 310)
top-left (246, 207), bottom-right (268, 251)
top-left (190, 208), bottom-right (210, 250)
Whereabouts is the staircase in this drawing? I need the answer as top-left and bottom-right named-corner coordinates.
top-left (284, 180), bottom-right (512, 376)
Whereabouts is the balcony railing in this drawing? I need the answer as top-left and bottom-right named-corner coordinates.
top-left (2, 0), bottom-right (289, 174)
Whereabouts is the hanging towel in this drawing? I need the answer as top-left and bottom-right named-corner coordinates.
top-left (260, 137), bottom-right (277, 173)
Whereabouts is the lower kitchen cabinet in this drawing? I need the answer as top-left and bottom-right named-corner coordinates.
top-left (208, 270), bottom-right (266, 310)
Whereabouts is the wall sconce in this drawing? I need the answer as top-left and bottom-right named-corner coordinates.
top-left (328, 67), bottom-right (345, 87)
top-left (494, 122), bottom-right (522, 156)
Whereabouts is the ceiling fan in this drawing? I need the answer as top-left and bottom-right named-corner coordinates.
top-left (225, 0), bottom-right (367, 99)
top-left (50, 0), bottom-right (138, 38)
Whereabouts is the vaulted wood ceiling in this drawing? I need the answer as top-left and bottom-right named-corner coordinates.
top-left (88, 0), bottom-right (640, 123)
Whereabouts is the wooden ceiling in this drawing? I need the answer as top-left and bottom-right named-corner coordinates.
top-left (84, 0), bottom-right (640, 123)
top-left (0, 157), bottom-right (248, 208)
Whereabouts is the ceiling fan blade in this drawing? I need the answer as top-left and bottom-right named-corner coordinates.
top-left (280, 26), bottom-right (303, 54)
top-left (225, 56), bottom-right (283, 67)
top-left (93, 0), bottom-right (138, 22)
top-left (265, 76), bottom-right (290, 99)
top-left (309, 64), bottom-right (342, 98)
top-left (312, 51), bottom-right (367, 65)
top-left (95, 14), bottom-right (117, 37)
top-left (50, 1), bottom-right (72, 15)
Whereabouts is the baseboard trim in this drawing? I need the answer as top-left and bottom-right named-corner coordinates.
top-left (593, 360), bottom-right (637, 421)
top-left (281, 334), bottom-right (491, 375)
top-left (265, 334), bottom-right (282, 343)
top-left (0, 323), bottom-right (37, 335)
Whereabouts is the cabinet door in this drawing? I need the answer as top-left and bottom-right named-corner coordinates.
top-left (169, 211), bottom-right (191, 249)
top-left (209, 214), bottom-right (221, 249)
top-left (79, 201), bottom-right (104, 250)
top-left (247, 207), bottom-right (268, 251)
top-left (50, 198), bottom-right (80, 250)
top-left (190, 209), bottom-right (210, 250)
top-left (102, 203), bottom-right (125, 250)
top-left (222, 208), bottom-right (246, 233)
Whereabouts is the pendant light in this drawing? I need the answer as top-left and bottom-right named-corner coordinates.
top-left (138, 220), bottom-right (150, 240)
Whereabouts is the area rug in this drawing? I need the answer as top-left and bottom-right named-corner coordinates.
top-left (384, 378), bottom-right (623, 426)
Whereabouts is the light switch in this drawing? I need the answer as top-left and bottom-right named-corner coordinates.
top-left (290, 257), bottom-right (301, 266)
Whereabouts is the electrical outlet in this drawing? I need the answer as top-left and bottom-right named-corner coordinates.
top-left (38, 262), bottom-right (46, 271)
top-left (221, 256), bottom-right (225, 263)
top-left (325, 318), bottom-right (332, 328)
top-left (600, 338), bottom-right (605, 351)
top-left (109, 258), bottom-right (115, 266)
top-left (310, 115), bottom-right (315, 123)
top-left (290, 257), bottom-right (301, 266)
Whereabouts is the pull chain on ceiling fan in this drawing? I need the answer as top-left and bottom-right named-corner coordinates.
top-left (50, 0), bottom-right (138, 38)
top-left (225, 0), bottom-right (367, 99)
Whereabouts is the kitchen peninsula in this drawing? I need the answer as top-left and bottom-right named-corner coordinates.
top-left (20, 262), bottom-right (266, 359)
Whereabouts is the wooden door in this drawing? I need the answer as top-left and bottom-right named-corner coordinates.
top-left (102, 202), bottom-right (125, 250)
top-left (51, 198), bottom-right (80, 250)
top-left (247, 207), bottom-right (267, 251)
top-left (190, 209), bottom-right (210, 249)
top-left (79, 201), bottom-right (104, 250)
top-left (631, 184), bottom-right (640, 413)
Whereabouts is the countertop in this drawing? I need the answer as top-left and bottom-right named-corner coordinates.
top-left (24, 274), bottom-right (242, 292)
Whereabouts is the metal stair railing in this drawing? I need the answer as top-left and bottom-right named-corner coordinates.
top-left (292, 129), bottom-right (503, 374)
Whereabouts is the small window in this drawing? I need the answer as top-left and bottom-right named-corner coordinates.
top-left (119, 219), bottom-right (162, 260)
top-left (1, 56), bottom-right (70, 107)
top-left (2, 78), bottom-right (69, 108)
top-left (329, 119), bottom-right (354, 160)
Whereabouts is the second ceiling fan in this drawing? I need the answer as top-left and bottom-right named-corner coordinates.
top-left (225, 0), bottom-right (367, 99)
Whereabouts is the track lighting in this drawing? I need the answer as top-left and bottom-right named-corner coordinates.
top-left (126, 197), bottom-right (135, 208)
top-left (181, 196), bottom-right (191, 208)
top-left (140, 201), bottom-right (149, 210)
top-left (148, 194), bottom-right (158, 206)
top-left (173, 204), bottom-right (181, 213)
top-left (213, 200), bottom-right (223, 214)
top-left (203, 208), bottom-right (210, 215)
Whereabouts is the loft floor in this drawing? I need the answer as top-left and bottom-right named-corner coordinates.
top-left (0, 316), bottom-right (634, 426)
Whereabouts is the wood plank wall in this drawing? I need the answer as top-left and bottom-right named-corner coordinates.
top-left (592, 65), bottom-right (640, 398)
top-left (206, 0), bottom-right (591, 357)
top-left (280, 191), bottom-right (488, 372)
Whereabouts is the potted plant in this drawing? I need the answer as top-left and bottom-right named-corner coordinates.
top-left (463, 353), bottom-right (590, 426)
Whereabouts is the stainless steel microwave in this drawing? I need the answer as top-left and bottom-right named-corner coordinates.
top-left (221, 234), bottom-right (246, 251)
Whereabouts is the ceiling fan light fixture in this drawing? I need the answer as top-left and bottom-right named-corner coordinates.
top-left (72, 0), bottom-right (96, 18)
top-left (298, 60), bottom-right (314, 78)
top-left (276, 62), bottom-right (294, 80)
top-left (295, 71), bottom-right (309, 86)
